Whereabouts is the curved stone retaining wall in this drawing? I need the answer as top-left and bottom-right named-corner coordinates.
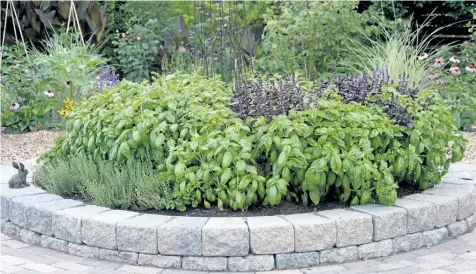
top-left (1, 175), bottom-right (475, 272)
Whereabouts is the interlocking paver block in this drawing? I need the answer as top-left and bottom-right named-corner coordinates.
top-left (117, 214), bottom-right (172, 254)
top-left (423, 187), bottom-right (475, 220)
top-left (182, 256), bottom-right (227, 271)
top-left (202, 217), bottom-right (249, 256)
top-left (395, 198), bottom-right (436, 233)
top-left (98, 248), bottom-right (138, 264)
top-left (283, 213), bottom-right (336, 252)
top-left (68, 242), bottom-right (99, 258)
top-left (447, 220), bottom-right (468, 238)
top-left (423, 227), bottom-right (449, 247)
top-left (52, 205), bottom-right (110, 244)
top-left (404, 193), bottom-right (458, 227)
top-left (319, 246), bottom-right (358, 264)
top-left (351, 204), bottom-right (407, 241)
top-left (51, 262), bottom-right (92, 272)
top-left (9, 194), bottom-right (62, 228)
top-left (247, 216), bottom-right (294, 254)
top-left (27, 199), bottom-right (83, 236)
top-left (157, 217), bottom-right (208, 256)
top-left (40, 235), bottom-right (68, 252)
top-left (138, 253), bottom-right (182, 268)
top-left (81, 210), bottom-right (139, 249)
top-left (358, 239), bottom-right (393, 260)
top-left (22, 262), bottom-right (60, 273)
top-left (228, 255), bottom-right (275, 272)
top-left (275, 252), bottom-right (319, 269)
top-left (1, 187), bottom-right (45, 220)
top-left (392, 232), bottom-right (423, 253)
top-left (317, 209), bottom-right (372, 247)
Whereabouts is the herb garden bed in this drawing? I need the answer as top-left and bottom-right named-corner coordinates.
top-left (1, 163), bottom-right (475, 272)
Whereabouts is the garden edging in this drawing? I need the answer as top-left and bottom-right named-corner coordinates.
top-left (1, 165), bottom-right (475, 272)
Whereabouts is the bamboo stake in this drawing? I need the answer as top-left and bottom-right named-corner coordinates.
top-left (2, 2), bottom-right (10, 47)
top-left (9, 1), bottom-right (30, 62)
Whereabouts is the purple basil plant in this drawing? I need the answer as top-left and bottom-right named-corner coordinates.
top-left (95, 65), bottom-right (121, 93)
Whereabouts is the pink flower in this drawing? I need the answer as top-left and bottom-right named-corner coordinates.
top-left (434, 57), bottom-right (444, 67)
top-left (12, 63), bottom-right (19, 68)
top-left (450, 64), bottom-right (461, 75)
top-left (436, 80), bottom-right (444, 85)
top-left (428, 72), bottom-right (439, 80)
top-left (466, 64), bottom-right (475, 73)
top-left (0, 74), bottom-right (4, 79)
top-left (10, 103), bottom-right (20, 111)
top-left (0, 52), bottom-right (7, 57)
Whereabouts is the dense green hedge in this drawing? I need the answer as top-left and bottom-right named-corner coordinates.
top-left (40, 73), bottom-right (466, 211)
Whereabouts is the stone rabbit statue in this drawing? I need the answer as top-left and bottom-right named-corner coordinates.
top-left (9, 162), bottom-right (30, 189)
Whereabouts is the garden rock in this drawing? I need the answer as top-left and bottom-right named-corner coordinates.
top-left (157, 217), bottom-right (208, 256)
top-left (81, 210), bottom-right (139, 249)
top-left (98, 248), bottom-right (138, 264)
top-left (275, 252), bottom-right (320, 269)
top-left (392, 233), bottom-right (423, 253)
top-left (27, 199), bottom-right (83, 236)
top-left (40, 235), bottom-right (68, 252)
top-left (358, 239), bottom-right (393, 260)
top-left (447, 220), bottom-right (468, 238)
top-left (228, 255), bottom-right (275, 272)
top-left (394, 198), bottom-right (436, 233)
top-left (467, 214), bottom-right (476, 232)
top-left (283, 213), bottom-right (336, 252)
top-left (351, 204), bottom-right (407, 240)
top-left (202, 217), bottom-right (249, 256)
top-left (319, 246), bottom-right (358, 264)
top-left (68, 242), bottom-right (99, 258)
top-left (404, 194), bottom-right (458, 227)
top-left (247, 216), bottom-right (294, 254)
top-left (117, 214), bottom-right (172, 254)
top-left (3, 221), bottom-right (21, 238)
top-left (138, 254), bottom-right (182, 268)
top-left (9, 194), bottom-right (62, 228)
top-left (52, 205), bottom-right (110, 244)
top-left (423, 227), bottom-right (449, 247)
top-left (423, 187), bottom-right (475, 220)
top-left (0, 187), bottom-right (45, 220)
top-left (182, 256), bottom-right (227, 271)
top-left (317, 209), bottom-right (372, 247)
top-left (19, 228), bottom-right (41, 246)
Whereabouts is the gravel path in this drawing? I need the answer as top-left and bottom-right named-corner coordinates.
top-left (1, 129), bottom-right (475, 165)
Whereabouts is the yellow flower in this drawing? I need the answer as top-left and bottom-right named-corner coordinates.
top-left (64, 98), bottom-right (74, 110)
top-left (58, 108), bottom-right (69, 116)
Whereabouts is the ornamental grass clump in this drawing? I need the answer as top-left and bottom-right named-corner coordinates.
top-left (39, 73), bottom-right (466, 211)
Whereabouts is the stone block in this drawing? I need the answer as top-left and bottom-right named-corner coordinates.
top-left (319, 246), bottom-right (358, 264)
top-left (3, 221), bottom-right (21, 238)
top-left (157, 217), bottom-right (208, 256)
top-left (40, 235), bottom-right (68, 252)
top-left (182, 256), bottom-right (227, 271)
top-left (27, 199), bottom-right (83, 236)
top-left (117, 214), bottom-right (172, 254)
top-left (317, 209), bottom-right (372, 247)
top-left (283, 213), bottom-right (336, 252)
top-left (467, 214), bottom-right (476, 232)
top-left (448, 163), bottom-right (476, 172)
top-left (447, 220), bottom-right (468, 238)
top-left (202, 217), bottom-right (249, 256)
top-left (247, 216), bottom-right (294, 254)
top-left (138, 254), bottom-right (182, 268)
top-left (392, 233), bottom-right (423, 253)
top-left (0, 218), bottom-right (6, 232)
top-left (442, 171), bottom-right (474, 180)
top-left (404, 194), bottom-right (458, 227)
top-left (98, 248), bottom-right (138, 264)
top-left (18, 228), bottom-right (41, 245)
top-left (68, 242), bottom-right (99, 258)
top-left (351, 204), bottom-right (407, 241)
top-left (9, 194), bottom-right (62, 228)
top-left (1, 187), bottom-right (45, 220)
top-left (52, 205), bottom-right (110, 244)
top-left (423, 187), bottom-right (475, 220)
top-left (423, 227), bottom-right (449, 247)
top-left (275, 252), bottom-right (319, 269)
top-left (358, 239), bottom-right (393, 260)
top-left (228, 255), bottom-right (275, 272)
top-left (81, 210), bottom-right (139, 249)
top-left (394, 198), bottom-right (436, 233)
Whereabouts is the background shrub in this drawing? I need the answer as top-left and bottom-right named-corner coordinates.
top-left (40, 73), bottom-right (466, 211)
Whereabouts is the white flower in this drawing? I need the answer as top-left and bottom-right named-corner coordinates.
top-left (418, 52), bottom-right (428, 60)
top-left (466, 64), bottom-right (475, 73)
top-left (44, 90), bottom-right (54, 97)
top-left (434, 57), bottom-right (444, 67)
top-left (449, 56), bottom-right (460, 63)
top-left (10, 103), bottom-right (20, 110)
top-left (23, 68), bottom-right (30, 73)
top-left (450, 65), bottom-right (461, 75)
top-left (0, 52), bottom-right (7, 57)
top-left (428, 72), bottom-right (439, 80)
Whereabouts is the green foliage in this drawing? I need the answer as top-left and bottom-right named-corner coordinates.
top-left (40, 73), bottom-right (466, 211)
top-left (35, 153), bottom-right (180, 210)
top-left (255, 1), bottom-right (365, 79)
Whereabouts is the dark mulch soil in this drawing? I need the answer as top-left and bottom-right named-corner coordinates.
top-left (65, 183), bottom-right (422, 217)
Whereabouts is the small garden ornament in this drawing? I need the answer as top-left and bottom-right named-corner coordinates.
top-left (9, 162), bottom-right (30, 189)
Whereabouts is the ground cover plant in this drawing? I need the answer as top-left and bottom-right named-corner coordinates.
top-left (38, 72), bottom-right (466, 211)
